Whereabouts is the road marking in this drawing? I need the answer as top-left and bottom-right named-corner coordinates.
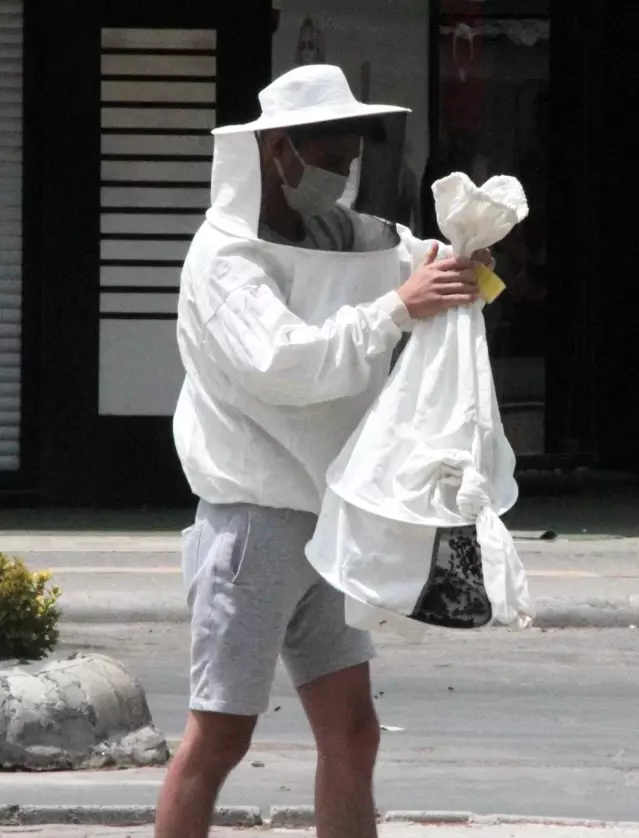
top-left (42, 567), bottom-right (619, 580)
top-left (527, 570), bottom-right (600, 578)
top-left (2, 536), bottom-right (181, 552)
top-left (50, 566), bottom-right (181, 574)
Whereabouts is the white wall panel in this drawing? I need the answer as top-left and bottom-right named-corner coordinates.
top-left (99, 26), bottom-right (215, 416)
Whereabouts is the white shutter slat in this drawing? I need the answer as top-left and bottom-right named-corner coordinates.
top-left (100, 266), bottom-right (180, 288)
top-left (101, 186), bottom-right (209, 209)
top-left (101, 107), bottom-right (214, 131)
top-left (0, 457), bottom-right (20, 468)
top-left (0, 420), bottom-right (20, 442)
top-left (0, 446), bottom-right (20, 458)
top-left (0, 381), bottom-right (20, 396)
top-left (101, 159), bottom-right (211, 183)
top-left (0, 310), bottom-right (21, 325)
top-left (101, 54), bottom-right (216, 78)
top-left (0, 75), bottom-right (22, 89)
top-left (0, 231), bottom-right (22, 244)
top-left (0, 293), bottom-right (21, 310)
top-left (0, 275), bottom-right (19, 286)
top-left (0, 323), bottom-right (20, 339)
top-left (0, 89), bottom-right (21, 105)
top-left (0, 193), bottom-right (22, 208)
top-left (0, 130), bottom-right (22, 146)
top-left (0, 2), bottom-right (23, 15)
top-left (0, 219), bottom-right (20, 234)
top-left (101, 28), bottom-right (216, 50)
top-left (100, 292), bottom-right (178, 315)
top-left (0, 336), bottom-right (20, 352)
top-left (0, 0), bottom-right (23, 471)
top-left (101, 133), bottom-right (213, 157)
top-left (0, 99), bottom-right (20, 116)
top-left (102, 80), bottom-right (216, 104)
top-left (101, 213), bottom-right (200, 236)
top-left (0, 367), bottom-right (20, 382)
top-left (101, 239), bottom-right (188, 262)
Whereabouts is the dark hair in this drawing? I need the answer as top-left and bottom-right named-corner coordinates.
top-left (287, 115), bottom-right (387, 146)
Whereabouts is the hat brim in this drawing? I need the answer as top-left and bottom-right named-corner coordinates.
top-left (212, 101), bottom-right (410, 135)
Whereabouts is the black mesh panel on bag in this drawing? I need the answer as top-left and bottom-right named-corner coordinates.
top-left (256, 112), bottom-right (408, 253)
top-left (410, 527), bottom-right (493, 629)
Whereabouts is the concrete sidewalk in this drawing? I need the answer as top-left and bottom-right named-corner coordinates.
top-left (6, 533), bottom-right (639, 627)
top-left (2, 821), bottom-right (639, 837)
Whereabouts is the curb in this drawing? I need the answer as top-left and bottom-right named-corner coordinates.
top-left (58, 597), bottom-right (639, 629)
top-left (1, 805), bottom-right (638, 829)
top-left (0, 805), bottom-right (262, 828)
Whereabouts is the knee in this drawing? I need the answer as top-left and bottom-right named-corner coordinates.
top-left (316, 710), bottom-right (380, 771)
top-left (178, 712), bottom-right (255, 777)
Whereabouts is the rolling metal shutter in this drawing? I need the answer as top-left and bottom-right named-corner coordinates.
top-left (0, 0), bottom-right (23, 471)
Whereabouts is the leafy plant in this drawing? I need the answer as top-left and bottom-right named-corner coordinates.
top-left (0, 553), bottom-right (61, 661)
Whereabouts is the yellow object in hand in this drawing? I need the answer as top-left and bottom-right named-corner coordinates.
top-left (475, 263), bottom-right (506, 303)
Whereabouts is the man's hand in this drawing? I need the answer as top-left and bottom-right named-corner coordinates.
top-left (398, 243), bottom-right (478, 320)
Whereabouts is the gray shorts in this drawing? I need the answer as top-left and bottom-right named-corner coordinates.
top-left (182, 501), bottom-right (375, 716)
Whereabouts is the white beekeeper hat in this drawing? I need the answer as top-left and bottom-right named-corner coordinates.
top-left (213, 64), bottom-right (410, 135)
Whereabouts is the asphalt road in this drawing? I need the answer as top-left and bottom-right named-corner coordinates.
top-left (2, 625), bottom-right (638, 822)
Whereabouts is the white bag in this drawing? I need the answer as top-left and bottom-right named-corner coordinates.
top-left (306, 172), bottom-right (535, 637)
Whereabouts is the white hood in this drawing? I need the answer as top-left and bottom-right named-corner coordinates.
top-left (207, 132), bottom-right (262, 240)
top-left (206, 64), bottom-right (409, 242)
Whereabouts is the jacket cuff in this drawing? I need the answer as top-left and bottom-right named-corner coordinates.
top-left (377, 290), bottom-right (413, 331)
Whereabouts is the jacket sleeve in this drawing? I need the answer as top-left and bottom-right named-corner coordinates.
top-left (200, 256), bottom-right (411, 408)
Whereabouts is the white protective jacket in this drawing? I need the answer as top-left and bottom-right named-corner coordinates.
top-left (173, 66), bottom-right (441, 514)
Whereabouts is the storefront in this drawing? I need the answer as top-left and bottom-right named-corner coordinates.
top-left (429, 0), bottom-right (552, 457)
top-left (0, 0), bottom-right (272, 506)
top-left (0, 0), bottom-right (635, 507)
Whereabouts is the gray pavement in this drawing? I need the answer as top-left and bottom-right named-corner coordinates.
top-left (7, 534), bottom-right (639, 626)
top-left (2, 626), bottom-right (638, 822)
top-left (2, 489), bottom-right (639, 827)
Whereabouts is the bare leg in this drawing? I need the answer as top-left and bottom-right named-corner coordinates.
top-left (155, 710), bottom-right (257, 838)
top-left (298, 663), bottom-right (380, 838)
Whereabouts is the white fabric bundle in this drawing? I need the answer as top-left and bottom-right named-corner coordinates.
top-left (306, 172), bottom-right (535, 638)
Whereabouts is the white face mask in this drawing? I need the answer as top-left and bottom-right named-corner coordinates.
top-left (275, 135), bottom-right (349, 214)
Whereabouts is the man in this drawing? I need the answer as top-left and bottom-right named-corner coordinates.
top-left (156, 65), bottom-right (489, 838)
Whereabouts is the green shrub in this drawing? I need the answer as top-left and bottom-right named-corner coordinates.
top-left (0, 553), bottom-right (61, 661)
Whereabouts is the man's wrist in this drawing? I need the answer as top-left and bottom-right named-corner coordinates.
top-left (378, 290), bottom-right (413, 330)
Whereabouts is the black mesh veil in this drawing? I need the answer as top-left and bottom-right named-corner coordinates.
top-left (256, 112), bottom-right (408, 253)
